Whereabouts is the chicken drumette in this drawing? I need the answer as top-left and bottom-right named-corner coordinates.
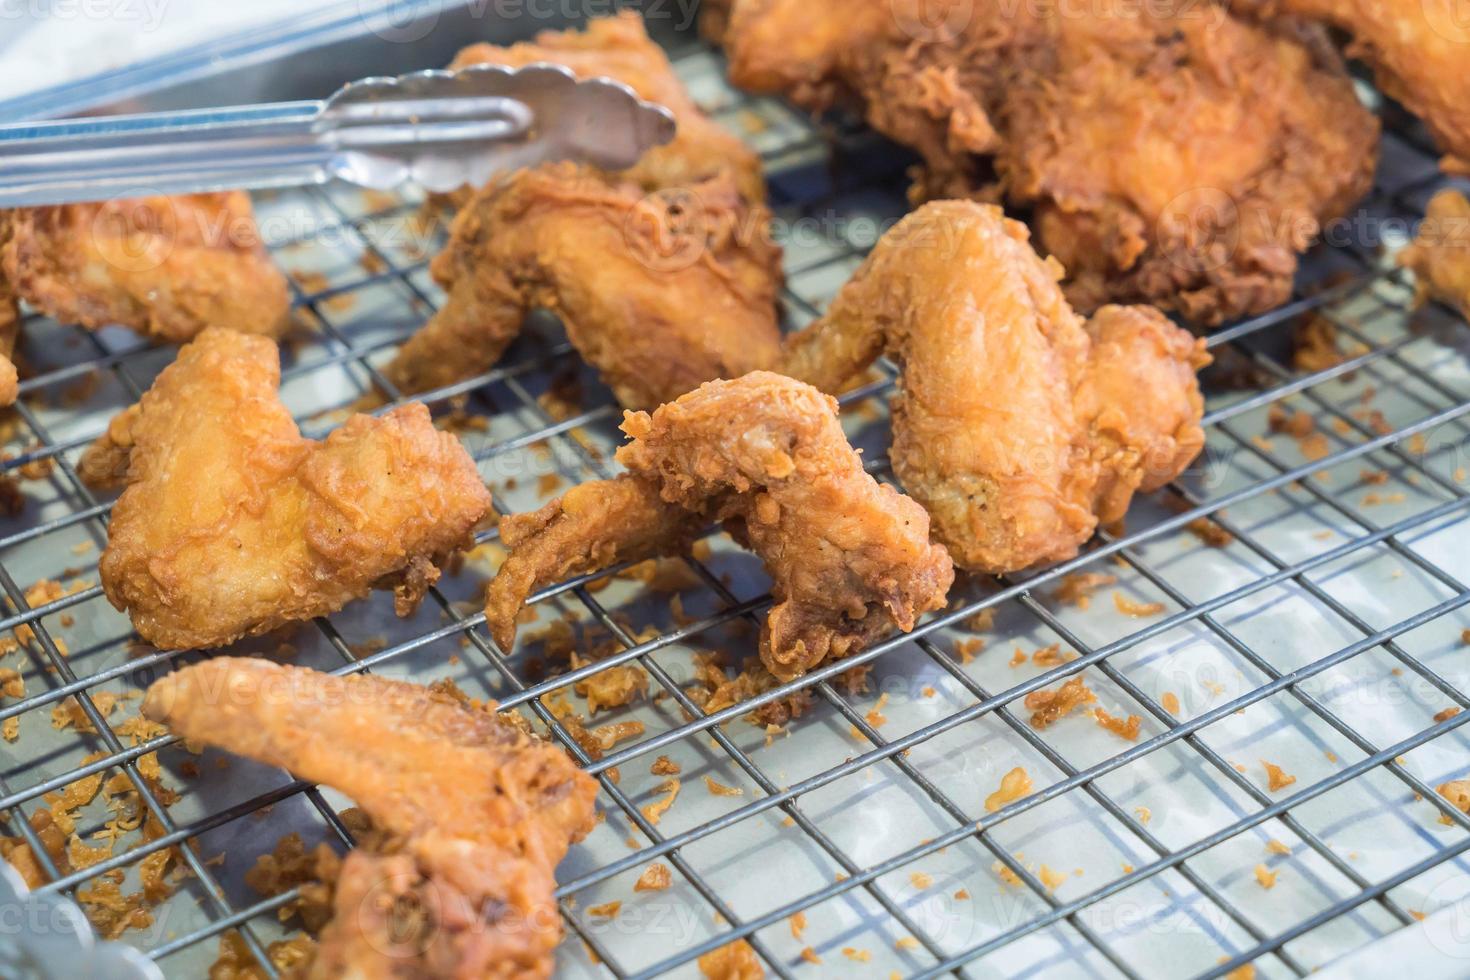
top-left (782, 201), bottom-right (1209, 573)
top-left (720, 0), bottom-right (1379, 325)
top-left (377, 163), bottom-right (782, 409)
top-left (81, 328), bottom-right (492, 650)
top-left (143, 658), bottom-right (597, 979)
top-left (485, 372), bottom-right (954, 681)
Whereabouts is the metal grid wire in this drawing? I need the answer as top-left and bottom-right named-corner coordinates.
top-left (3, 28), bottom-right (1470, 980)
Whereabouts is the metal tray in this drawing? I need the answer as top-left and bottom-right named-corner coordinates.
top-left (3, 3), bottom-right (1470, 979)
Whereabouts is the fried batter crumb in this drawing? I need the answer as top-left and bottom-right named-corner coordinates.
top-left (1039, 864), bottom-right (1066, 891)
top-left (842, 948), bottom-right (871, 962)
top-left (698, 938), bottom-right (764, 979)
top-left (1435, 707), bottom-right (1462, 723)
top-left (209, 930), bottom-right (316, 980)
top-left (1113, 592), bottom-right (1165, 617)
top-left (635, 863), bottom-right (672, 892)
top-left (895, 936), bottom-right (920, 950)
top-left (799, 947), bottom-right (821, 965)
top-left (1009, 648), bottom-right (1027, 668)
top-left (1025, 676), bottom-right (1097, 728)
top-left (704, 776), bottom-right (743, 797)
top-left (651, 755), bottom-right (681, 776)
top-left (1161, 692), bottom-right (1181, 715)
top-left (1263, 761), bottom-right (1297, 792)
top-left (984, 766), bottom-right (1033, 812)
top-left (953, 637), bottom-right (985, 664)
top-left (1051, 572), bottom-right (1118, 609)
top-left (993, 860), bottom-right (1022, 887)
top-left (587, 901), bottom-right (621, 919)
top-left (1266, 839), bottom-right (1290, 856)
top-left (641, 778), bottom-right (681, 825)
top-left (1224, 964), bottom-right (1257, 980)
top-left (789, 910), bottom-right (806, 939)
top-left (1254, 863), bottom-right (1278, 889)
top-left (573, 659), bottom-right (649, 714)
top-left (909, 871), bottom-right (933, 889)
top-left (1094, 707), bottom-right (1141, 741)
top-left (1186, 517), bottom-right (1234, 547)
top-left (964, 608), bottom-right (996, 632)
top-left (1032, 644), bottom-right (1074, 668)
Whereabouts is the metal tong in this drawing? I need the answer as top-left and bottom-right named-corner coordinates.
top-left (0, 64), bottom-right (677, 208)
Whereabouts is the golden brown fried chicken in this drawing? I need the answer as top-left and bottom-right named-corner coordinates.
top-left (450, 11), bottom-right (764, 203)
top-left (1401, 189), bottom-right (1470, 320)
top-left (723, 0), bottom-right (1379, 325)
top-left (0, 272), bottom-right (17, 407)
top-left (81, 328), bottom-right (492, 650)
top-left (782, 201), bottom-right (1209, 573)
top-left (487, 373), bottom-right (954, 680)
top-left (1239, 0), bottom-right (1470, 169)
top-left (379, 163), bottom-right (782, 409)
top-left (143, 658), bottom-right (597, 980)
top-left (485, 476), bottom-right (702, 652)
top-left (0, 192), bottom-right (289, 341)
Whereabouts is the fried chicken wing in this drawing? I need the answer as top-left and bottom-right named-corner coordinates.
top-left (487, 373), bottom-right (954, 680)
top-left (485, 475), bottom-right (702, 652)
top-left (450, 11), bottom-right (764, 203)
top-left (782, 201), bottom-right (1208, 572)
top-left (1242, 0), bottom-right (1470, 169)
top-left (723, 0), bottom-right (1379, 325)
top-left (0, 192), bottom-right (289, 342)
top-left (379, 163), bottom-right (782, 409)
top-left (1401, 189), bottom-right (1470, 319)
top-left (143, 658), bottom-right (597, 979)
top-left (81, 328), bottom-right (492, 650)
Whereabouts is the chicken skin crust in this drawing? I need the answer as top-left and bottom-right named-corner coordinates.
top-left (0, 270), bottom-right (17, 407)
top-left (1239, 0), bottom-right (1470, 169)
top-left (782, 201), bottom-right (1209, 573)
top-left (143, 658), bottom-right (597, 980)
top-left (449, 11), bottom-right (764, 204)
top-left (1401, 189), bottom-right (1470, 320)
top-left (379, 163), bottom-right (782, 409)
top-left (82, 329), bottom-right (492, 650)
top-left (487, 373), bottom-right (954, 681)
top-left (721, 0), bottom-right (1379, 325)
top-left (0, 192), bottom-right (289, 342)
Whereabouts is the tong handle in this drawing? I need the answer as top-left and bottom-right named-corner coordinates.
top-left (0, 64), bottom-right (676, 208)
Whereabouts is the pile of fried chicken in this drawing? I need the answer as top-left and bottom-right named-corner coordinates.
top-left (3, 3), bottom-right (1465, 976)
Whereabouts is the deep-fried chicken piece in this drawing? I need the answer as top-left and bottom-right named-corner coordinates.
top-left (143, 658), bottom-right (597, 980)
top-left (485, 476), bottom-right (702, 651)
top-left (450, 11), bottom-right (764, 204)
top-left (1401, 189), bottom-right (1470, 320)
top-left (722, 0), bottom-right (1379, 325)
top-left (1240, 0), bottom-right (1470, 169)
top-left (782, 201), bottom-right (1209, 572)
top-left (378, 163), bottom-right (782, 409)
top-left (487, 373), bottom-right (954, 680)
top-left (0, 273), bottom-right (17, 407)
top-left (0, 192), bottom-right (289, 341)
top-left (81, 328), bottom-right (492, 650)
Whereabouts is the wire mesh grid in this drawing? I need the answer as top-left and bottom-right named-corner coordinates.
top-left (2, 28), bottom-right (1470, 980)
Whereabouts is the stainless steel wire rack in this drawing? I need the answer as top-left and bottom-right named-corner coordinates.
top-left (4, 23), bottom-right (1470, 980)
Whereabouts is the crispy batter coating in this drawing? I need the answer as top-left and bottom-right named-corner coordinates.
top-left (143, 658), bottom-right (597, 980)
top-left (485, 475), bottom-right (703, 651)
top-left (0, 192), bottom-right (289, 342)
top-left (1244, 0), bottom-right (1470, 169)
top-left (450, 12), bottom-right (764, 203)
top-left (488, 373), bottom-right (953, 680)
top-left (83, 329), bottom-right (492, 650)
top-left (722, 0), bottom-right (1379, 325)
top-left (1401, 189), bottom-right (1470, 320)
top-left (380, 163), bottom-right (782, 408)
top-left (782, 201), bottom-right (1208, 573)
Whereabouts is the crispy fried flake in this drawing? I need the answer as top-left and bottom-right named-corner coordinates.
top-left (699, 938), bottom-right (765, 980)
top-left (984, 766), bottom-right (1034, 813)
top-left (1024, 677), bottom-right (1098, 729)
